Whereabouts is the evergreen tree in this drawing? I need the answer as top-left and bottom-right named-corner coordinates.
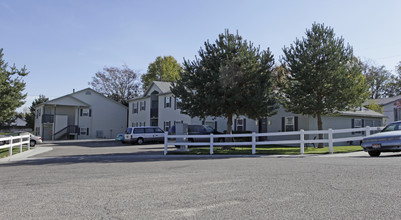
top-left (141, 56), bottom-right (182, 91)
top-left (0, 48), bottom-right (28, 125)
top-left (25, 95), bottom-right (49, 129)
top-left (171, 30), bottom-right (278, 136)
top-left (281, 23), bottom-right (369, 147)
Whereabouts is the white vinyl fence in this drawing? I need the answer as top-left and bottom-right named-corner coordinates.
top-left (164, 126), bottom-right (383, 155)
top-left (0, 135), bottom-right (31, 156)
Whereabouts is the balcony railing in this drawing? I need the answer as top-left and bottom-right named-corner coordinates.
top-left (42, 114), bottom-right (54, 123)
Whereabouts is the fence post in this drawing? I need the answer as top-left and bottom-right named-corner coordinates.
top-left (210, 134), bottom-right (214, 155)
top-left (164, 132), bottom-right (168, 155)
top-left (252, 132), bottom-right (256, 155)
top-left (300, 129), bottom-right (304, 155)
top-left (9, 137), bottom-right (13, 156)
top-left (27, 135), bottom-right (30, 150)
top-left (19, 136), bottom-right (22, 153)
top-left (366, 126), bottom-right (371, 137)
top-left (328, 129), bottom-right (333, 154)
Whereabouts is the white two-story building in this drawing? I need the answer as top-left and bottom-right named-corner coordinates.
top-left (129, 81), bottom-right (385, 145)
top-left (34, 88), bottom-right (127, 141)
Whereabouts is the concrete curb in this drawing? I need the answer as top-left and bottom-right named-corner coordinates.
top-left (0, 146), bottom-right (53, 163)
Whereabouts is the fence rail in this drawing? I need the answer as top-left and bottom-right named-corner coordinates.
top-left (0, 135), bottom-right (31, 157)
top-left (163, 126), bottom-right (383, 155)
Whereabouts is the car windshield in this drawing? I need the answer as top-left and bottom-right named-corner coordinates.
top-left (382, 122), bottom-right (401, 132)
top-left (125, 128), bottom-right (132, 134)
top-left (205, 126), bottom-right (214, 133)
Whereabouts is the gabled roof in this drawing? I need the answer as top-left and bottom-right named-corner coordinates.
top-left (364, 95), bottom-right (401, 106)
top-left (34, 88), bottom-right (127, 109)
top-left (339, 107), bottom-right (385, 118)
top-left (143, 81), bottom-right (172, 97)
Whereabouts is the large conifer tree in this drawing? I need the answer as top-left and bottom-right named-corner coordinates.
top-left (281, 23), bottom-right (368, 147)
top-left (0, 48), bottom-right (28, 125)
top-left (171, 30), bottom-right (278, 135)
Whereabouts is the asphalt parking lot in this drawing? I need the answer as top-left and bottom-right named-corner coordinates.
top-left (1, 142), bottom-right (401, 219)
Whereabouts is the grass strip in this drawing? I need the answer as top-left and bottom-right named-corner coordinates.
top-left (168, 145), bottom-right (363, 155)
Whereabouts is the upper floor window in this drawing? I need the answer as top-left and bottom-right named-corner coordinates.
top-left (175, 97), bottom-right (181, 110)
top-left (140, 101), bottom-right (146, 111)
top-left (164, 97), bottom-right (171, 108)
top-left (80, 109), bottom-right (91, 117)
top-left (133, 102), bottom-right (138, 114)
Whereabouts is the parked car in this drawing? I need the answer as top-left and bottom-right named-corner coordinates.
top-left (5, 131), bottom-right (42, 147)
top-left (115, 133), bottom-right (124, 141)
top-left (361, 121), bottom-right (401, 157)
top-left (168, 125), bottom-right (225, 143)
top-left (123, 126), bottom-right (164, 144)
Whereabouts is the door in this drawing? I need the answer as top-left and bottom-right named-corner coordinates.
top-left (43, 124), bottom-right (52, 141)
top-left (258, 118), bottom-right (268, 141)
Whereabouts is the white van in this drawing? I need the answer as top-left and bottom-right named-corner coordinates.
top-left (123, 126), bottom-right (165, 144)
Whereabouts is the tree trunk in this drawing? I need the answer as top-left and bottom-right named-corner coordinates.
top-left (224, 114), bottom-right (233, 149)
top-left (317, 112), bottom-right (324, 148)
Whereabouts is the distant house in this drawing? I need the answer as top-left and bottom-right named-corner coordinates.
top-left (129, 81), bottom-right (385, 145)
top-left (365, 95), bottom-right (401, 124)
top-left (34, 88), bottom-right (127, 141)
top-left (10, 118), bottom-right (27, 127)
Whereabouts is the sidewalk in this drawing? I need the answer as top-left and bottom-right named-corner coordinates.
top-left (0, 146), bottom-right (53, 163)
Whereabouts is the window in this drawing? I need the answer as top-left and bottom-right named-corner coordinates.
top-left (82, 109), bottom-right (89, 116)
top-left (236, 119), bottom-right (244, 132)
top-left (175, 97), bottom-right (181, 110)
top-left (284, 116), bottom-right (295, 132)
top-left (394, 108), bottom-right (401, 121)
top-left (164, 97), bottom-right (171, 108)
top-left (133, 102), bottom-right (138, 113)
top-left (35, 127), bottom-right (40, 136)
top-left (164, 121), bottom-right (171, 131)
top-left (374, 120), bottom-right (382, 127)
top-left (140, 101), bottom-right (146, 111)
top-left (205, 121), bottom-right (214, 128)
top-left (80, 127), bottom-right (89, 135)
top-left (145, 128), bottom-right (154, 133)
top-left (352, 119), bottom-right (363, 134)
top-left (134, 128), bottom-right (145, 134)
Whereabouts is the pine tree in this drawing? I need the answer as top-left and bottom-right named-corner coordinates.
top-left (281, 23), bottom-right (369, 147)
top-left (0, 48), bottom-right (28, 125)
top-left (171, 30), bottom-right (278, 136)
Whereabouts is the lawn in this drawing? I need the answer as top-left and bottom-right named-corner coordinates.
top-left (0, 147), bottom-right (29, 158)
top-left (168, 145), bottom-right (363, 155)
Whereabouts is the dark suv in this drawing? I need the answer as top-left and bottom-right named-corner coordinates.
top-left (168, 125), bottom-right (224, 142)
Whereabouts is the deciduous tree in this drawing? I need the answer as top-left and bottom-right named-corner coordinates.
top-left (281, 23), bottom-right (369, 147)
top-left (171, 30), bottom-right (278, 137)
top-left (89, 65), bottom-right (141, 106)
top-left (141, 56), bottom-right (182, 90)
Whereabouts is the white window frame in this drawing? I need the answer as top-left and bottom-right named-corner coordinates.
top-left (80, 127), bottom-right (87, 135)
top-left (285, 116), bottom-right (295, 132)
top-left (140, 101), bottom-right (146, 111)
top-left (133, 102), bottom-right (138, 114)
top-left (236, 119), bottom-right (244, 132)
top-left (165, 97), bottom-right (171, 108)
top-left (164, 121), bottom-right (171, 131)
top-left (82, 109), bottom-right (89, 116)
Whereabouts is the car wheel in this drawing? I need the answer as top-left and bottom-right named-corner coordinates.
top-left (368, 151), bottom-right (381, 157)
top-left (30, 140), bottom-right (36, 147)
top-left (137, 138), bottom-right (144, 145)
top-left (121, 140), bottom-right (126, 144)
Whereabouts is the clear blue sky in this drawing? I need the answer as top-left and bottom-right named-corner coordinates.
top-left (1, 0), bottom-right (401, 112)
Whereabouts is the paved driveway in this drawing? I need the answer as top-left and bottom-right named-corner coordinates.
top-left (33, 140), bottom-right (169, 158)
